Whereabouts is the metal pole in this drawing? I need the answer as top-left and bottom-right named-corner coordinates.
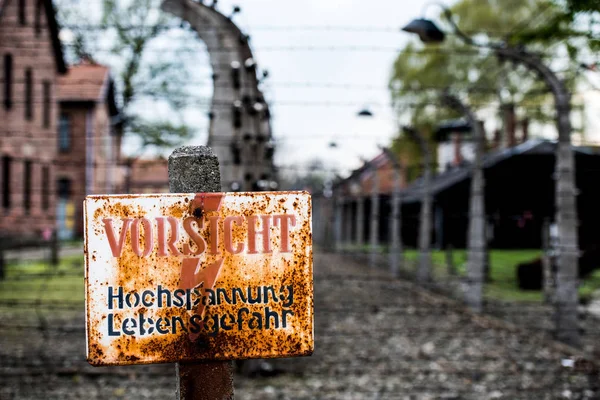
top-left (389, 166), bottom-right (402, 276)
top-left (50, 229), bottom-right (59, 267)
top-left (541, 218), bottom-right (554, 303)
top-left (442, 93), bottom-right (485, 313)
top-left (0, 245), bottom-right (5, 281)
top-left (495, 47), bottom-right (580, 347)
top-left (168, 146), bottom-right (234, 400)
top-left (344, 200), bottom-right (353, 251)
top-left (334, 195), bottom-right (343, 253)
top-left (355, 196), bottom-right (365, 250)
top-left (404, 127), bottom-right (433, 284)
top-left (369, 168), bottom-right (379, 267)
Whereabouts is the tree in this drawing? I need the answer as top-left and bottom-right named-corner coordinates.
top-left (394, 0), bottom-right (599, 345)
top-left (278, 159), bottom-right (334, 193)
top-left (389, 0), bottom-right (582, 145)
top-left (403, 127), bottom-right (433, 284)
top-left (55, 0), bottom-right (195, 154)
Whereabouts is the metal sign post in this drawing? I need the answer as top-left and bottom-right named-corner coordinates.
top-left (84, 146), bottom-right (313, 399)
top-left (169, 147), bottom-right (233, 400)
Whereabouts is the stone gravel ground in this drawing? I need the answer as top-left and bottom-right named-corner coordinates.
top-left (1, 251), bottom-right (599, 399)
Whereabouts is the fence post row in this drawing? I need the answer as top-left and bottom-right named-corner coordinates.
top-left (334, 195), bottom-right (343, 253)
top-left (355, 196), bottom-right (365, 250)
top-left (168, 146), bottom-right (234, 400)
top-left (369, 167), bottom-right (380, 267)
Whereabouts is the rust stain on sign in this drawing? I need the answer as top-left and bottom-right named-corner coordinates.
top-left (84, 191), bottom-right (313, 366)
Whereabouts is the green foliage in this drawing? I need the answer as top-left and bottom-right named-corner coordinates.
top-left (389, 0), bottom-right (596, 164)
top-left (0, 255), bottom-right (84, 307)
top-left (513, 0), bottom-right (600, 49)
top-left (131, 119), bottom-right (192, 149)
top-left (391, 0), bottom-right (558, 120)
top-left (56, 0), bottom-right (195, 152)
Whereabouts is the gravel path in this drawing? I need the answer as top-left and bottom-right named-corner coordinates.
top-left (1, 251), bottom-right (598, 399)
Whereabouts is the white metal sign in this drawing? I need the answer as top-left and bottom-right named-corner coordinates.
top-left (84, 191), bottom-right (313, 366)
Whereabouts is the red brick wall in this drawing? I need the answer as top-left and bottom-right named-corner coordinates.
top-left (55, 102), bottom-right (120, 237)
top-left (0, 0), bottom-right (60, 237)
top-left (55, 105), bottom-right (87, 238)
top-left (129, 158), bottom-right (169, 194)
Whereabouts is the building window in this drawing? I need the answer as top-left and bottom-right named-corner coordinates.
top-left (25, 69), bottom-right (33, 121)
top-left (43, 81), bottom-right (51, 128)
top-left (41, 165), bottom-right (49, 210)
top-left (24, 160), bottom-right (32, 212)
top-left (57, 178), bottom-right (71, 199)
top-left (19, 0), bottom-right (26, 26)
top-left (2, 156), bottom-right (11, 209)
top-left (3, 54), bottom-right (12, 110)
top-left (58, 114), bottom-right (71, 152)
top-left (35, 0), bottom-right (42, 36)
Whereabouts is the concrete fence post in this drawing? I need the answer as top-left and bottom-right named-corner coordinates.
top-left (369, 168), bottom-right (380, 267)
top-left (168, 146), bottom-right (234, 400)
top-left (541, 218), bottom-right (555, 304)
top-left (355, 196), bottom-right (365, 251)
top-left (344, 200), bottom-right (353, 251)
top-left (389, 166), bottom-right (402, 276)
top-left (334, 195), bottom-right (343, 253)
top-left (50, 229), bottom-right (59, 267)
top-left (0, 245), bottom-right (5, 280)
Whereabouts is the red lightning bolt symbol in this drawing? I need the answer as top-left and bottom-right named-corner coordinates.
top-left (179, 257), bottom-right (224, 342)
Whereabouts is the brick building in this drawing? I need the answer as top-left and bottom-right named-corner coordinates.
top-left (122, 157), bottom-right (169, 194)
top-left (56, 62), bottom-right (121, 239)
top-left (0, 0), bottom-right (67, 238)
top-left (335, 151), bottom-right (404, 198)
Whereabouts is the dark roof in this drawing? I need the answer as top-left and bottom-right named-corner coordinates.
top-left (0, 0), bottom-right (66, 74)
top-left (435, 119), bottom-right (472, 142)
top-left (44, 0), bottom-right (67, 74)
top-left (401, 139), bottom-right (600, 203)
top-left (332, 150), bottom-right (398, 193)
top-left (58, 63), bottom-right (120, 117)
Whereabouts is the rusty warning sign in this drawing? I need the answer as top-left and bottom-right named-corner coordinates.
top-left (84, 191), bottom-right (313, 366)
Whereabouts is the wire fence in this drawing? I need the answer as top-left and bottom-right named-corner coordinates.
top-left (1, 245), bottom-right (600, 399)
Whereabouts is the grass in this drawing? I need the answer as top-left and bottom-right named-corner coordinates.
top-left (353, 247), bottom-right (600, 303)
top-left (402, 248), bottom-right (600, 303)
top-left (580, 269), bottom-right (600, 303)
top-left (0, 254), bottom-right (85, 304)
top-left (4, 246), bottom-right (600, 308)
top-left (402, 249), bottom-right (544, 302)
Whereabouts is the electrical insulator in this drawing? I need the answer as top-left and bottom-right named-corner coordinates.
top-left (230, 181), bottom-right (241, 192)
top-left (232, 101), bottom-right (242, 128)
top-left (230, 143), bottom-right (241, 165)
top-left (231, 61), bottom-right (241, 90)
top-left (265, 142), bottom-right (275, 160)
top-left (244, 58), bottom-right (256, 71)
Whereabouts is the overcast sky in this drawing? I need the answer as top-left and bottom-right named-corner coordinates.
top-left (115, 0), bottom-right (600, 177)
top-left (120, 0), bottom-right (432, 175)
top-left (219, 0), bottom-right (428, 175)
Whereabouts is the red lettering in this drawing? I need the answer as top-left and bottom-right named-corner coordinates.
top-left (103, 218), bottom-right (132, 257)
top-left (156, 218), bottom-right (170, 256)
top-left (248, 215), bottom-right (272, 254)
top-left (150, 217), bottom-right (184, 256)
top-left (165, 217), bottom-right (181, 256)
top-left (274, 214), bottom-right (296, 252)
top-left (208, 216), bottom-right (221, 255)
top-left (131, 218), bottom-right (153, 257)
top-left (224, 216), bottom-right (244, 254)
top-left (182, 217), bottom-right (206, 256)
